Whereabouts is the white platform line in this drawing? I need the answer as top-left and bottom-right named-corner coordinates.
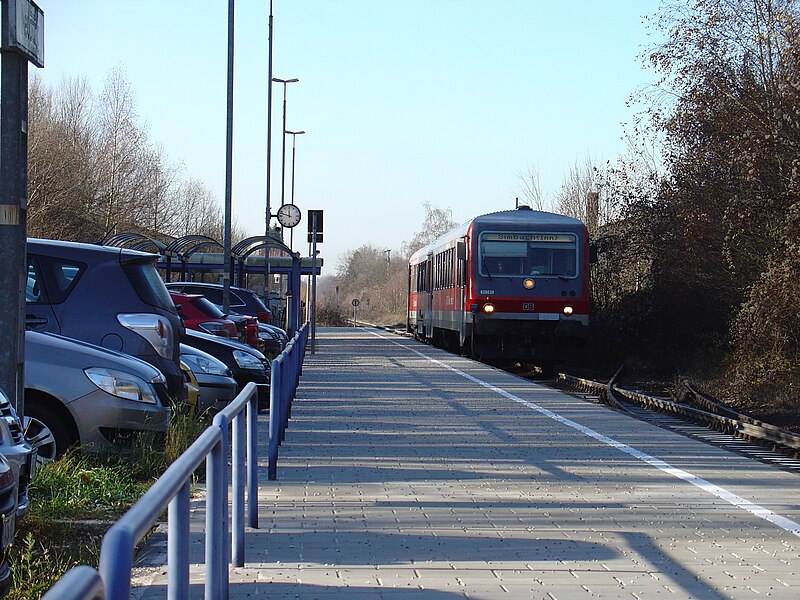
top-left (371, 330), bottom-right (800, 538)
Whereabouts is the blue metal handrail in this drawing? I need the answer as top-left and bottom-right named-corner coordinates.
top-left (41, 566), bottom-right (104, 600)
top-left (39, 323), bottom-right (310, 599)
top-left (100, 381), bottom-right (260, 599)
top-left (268, 323), bottom-right (309, 480)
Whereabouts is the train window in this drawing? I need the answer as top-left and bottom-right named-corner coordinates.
top-left (479, 233), bottom-right (577, 278)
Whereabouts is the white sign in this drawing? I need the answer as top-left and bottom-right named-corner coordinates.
top-left (2, 0), bottom-right (45, 68)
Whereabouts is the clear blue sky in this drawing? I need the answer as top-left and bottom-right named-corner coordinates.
top-left (35, 0), bottom-right (662, 272)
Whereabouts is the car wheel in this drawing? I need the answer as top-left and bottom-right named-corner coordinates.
top-left (24, 407), bottom-right (76, 464)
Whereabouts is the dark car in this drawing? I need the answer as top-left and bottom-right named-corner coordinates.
top-left (26, 239), bottom-right (185, 400)
top-left (179, 344), bottom-right (238, 414)
top-left (257, 323), bottom-right (287, 359)
top-left (169, 291), bottom-right (238, 340)
top-left (182, 329), bottom-right (271, 407)
top-left (0, 389), bottom-right (35, 519)
top-left (227, 312), bottom-right (261, 349)
top-left (165, 282), bottom-right (272, 323)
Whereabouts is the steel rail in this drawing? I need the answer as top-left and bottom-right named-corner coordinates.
top-left (557, 373), bottom-right (800, 456)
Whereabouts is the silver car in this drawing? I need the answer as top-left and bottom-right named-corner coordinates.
top-left (24, 331), bottom-right (171, 461)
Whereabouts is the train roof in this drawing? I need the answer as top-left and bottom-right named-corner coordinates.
top-left (409, 207), bottom-right (586, 262)
top-left (473, 207), bottom-right (584, 227)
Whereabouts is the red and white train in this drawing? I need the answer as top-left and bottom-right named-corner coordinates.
top-left (407, 206), bottom-right (590, 367)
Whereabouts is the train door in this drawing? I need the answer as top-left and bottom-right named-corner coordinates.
top-left (456, 239), bottom-right (468, 346)
top-left (423, 253), bottom-right (433, 339)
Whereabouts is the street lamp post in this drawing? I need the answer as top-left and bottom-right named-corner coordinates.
top-left (271, 77), bottom-right (299, 229)
top-left (264, 0), bottom-right (274, 301)
top-left (285, 129), bottom-right (305, 251)
top-left (271, 77), bottom-right (298, 309)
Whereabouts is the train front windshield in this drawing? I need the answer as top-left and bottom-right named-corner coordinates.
top-left (479, 233), bottom-right (578, 278)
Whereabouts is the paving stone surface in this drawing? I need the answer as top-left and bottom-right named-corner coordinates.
top-left (133, 327), bottom-right (800, 599)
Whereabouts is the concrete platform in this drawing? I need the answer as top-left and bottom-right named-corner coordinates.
top-left (133, 327), bottom-right (800, 599)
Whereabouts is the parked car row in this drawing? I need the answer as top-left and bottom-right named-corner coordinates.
top-left (23, 239), bottom-right (286, 461)
top-left (0, 239), bottom-right (290, 595)
top-left (165, 282), bottom-right (273, 323)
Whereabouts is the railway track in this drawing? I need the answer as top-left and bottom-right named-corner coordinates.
top-left (554, 372), bottom-right (800, 474)
top-left (369, 324), bottom-right (800, 473)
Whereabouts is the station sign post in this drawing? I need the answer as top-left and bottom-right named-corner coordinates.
top-left (0, 0), bottom-right (44, 413)
top-left (307, 210), bottom-right (323, 353)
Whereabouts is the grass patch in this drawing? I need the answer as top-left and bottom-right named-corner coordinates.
top-left (7, 404), bottom-right (209, 599)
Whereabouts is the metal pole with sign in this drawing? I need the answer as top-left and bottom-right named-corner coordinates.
top-left (308, 210), bottom-right (323, 354)
top-left (0, 0), bottom-right (44, 414)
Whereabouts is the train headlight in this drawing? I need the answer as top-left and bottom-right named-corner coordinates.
top-left (563, 306), bottom-right (574, 315)
top-left (523, 278), bottom-right (535, 289)
top-left (482, 303), bottom-right (495, 314)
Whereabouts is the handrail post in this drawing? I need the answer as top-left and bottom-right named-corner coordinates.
top-left (268, 357), bottom-right (283, 480)
top-left (247, 386), bottom-right (259, 528)
top-left (99, 526), bottom-right (134, 599)
top-left (168, 481), bottom-right (191, 600)
top-left (206, 435), bottom-right (226, 599)
top-left (232, 409), bottom-right (246, 566)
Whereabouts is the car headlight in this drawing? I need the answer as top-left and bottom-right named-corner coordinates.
top-left (233, 350), bottom-right (265, 370)
top-left (84, 367), bottom-right (159, 404)
top-left (258, 330), bottom-right (277, 340)
top-left (181, 353), bottom-right (231, 376)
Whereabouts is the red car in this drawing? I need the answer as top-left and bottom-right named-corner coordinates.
top-left (227, 312), bottom-right (261, 350)
top-left (169, 291), bottom-right (238, 340)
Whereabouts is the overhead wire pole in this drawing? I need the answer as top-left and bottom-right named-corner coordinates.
top-left (264, 0), bottom-right (273, 299)
top-left (223, 0), bottom-right (235, 315)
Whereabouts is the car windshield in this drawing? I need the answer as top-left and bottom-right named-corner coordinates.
top-left (191, 296), bottom-right (226, 318)
top-left (479, 232), bottom-right (577, 278)
top-left (242, 290), bottom-right (269, 312)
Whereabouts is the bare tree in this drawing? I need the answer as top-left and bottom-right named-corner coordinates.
top-left (515, 163), bottom-right (547, 210)
top-left (552, 154), bottom-right (620, 235)
top-left (28, 75), bottom-right (98, 240)
top-left (94, 65), bottom-right (149, 234)
top-left (139, 146), bottom-right (183, 236)
top-left (403, 202), bottom-right (458, 255)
